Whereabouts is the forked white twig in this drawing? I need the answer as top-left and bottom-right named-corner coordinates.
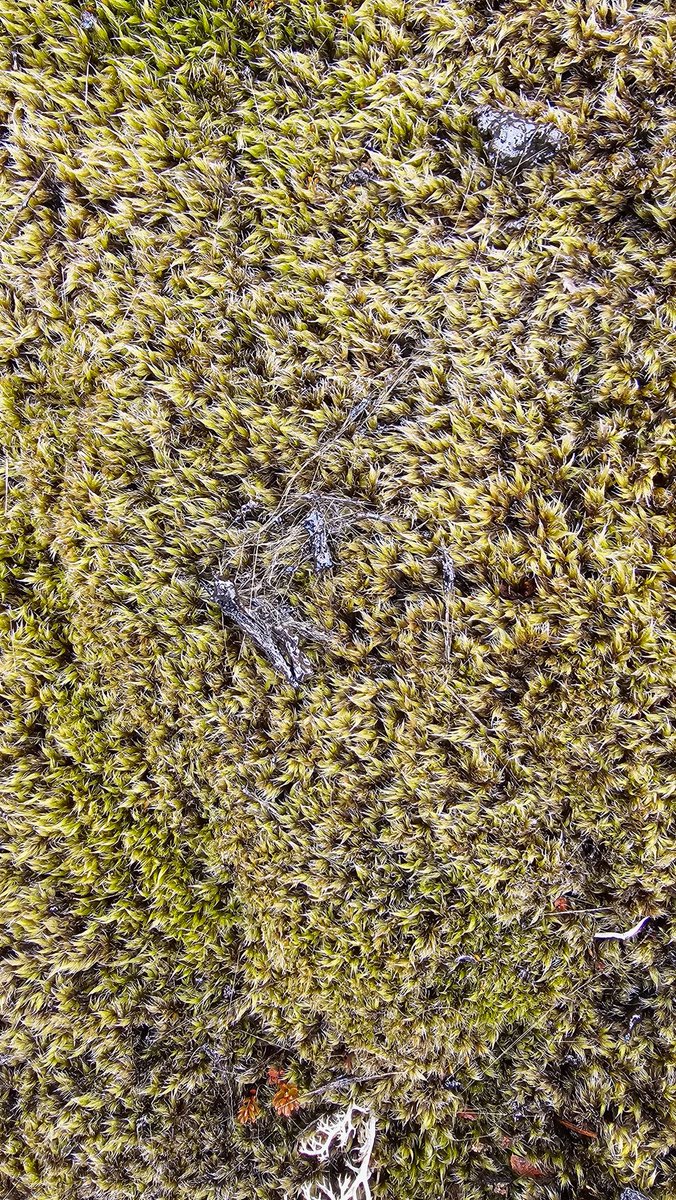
top-left (594, 916), bottom-right (651, 941)
top-left (298, 1105), bottom-right (376, 1200)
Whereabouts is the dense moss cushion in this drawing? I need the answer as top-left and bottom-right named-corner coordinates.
top-left (1, 1), bottom-right (675, 1197)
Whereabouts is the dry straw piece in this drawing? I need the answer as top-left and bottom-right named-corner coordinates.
top-left (1, 0), bottom-right (675, 1198)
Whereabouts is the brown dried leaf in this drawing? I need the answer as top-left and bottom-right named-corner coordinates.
top-left (458, 1109), bottom-right (478, 1121)
top-left (510, 1155), bottom-right (551, 1179)
top-left (555, 1115), bottom-right (598, 1139)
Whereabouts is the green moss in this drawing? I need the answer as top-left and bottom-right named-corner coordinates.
top-left (1, 0), bottom-right (675, 1197)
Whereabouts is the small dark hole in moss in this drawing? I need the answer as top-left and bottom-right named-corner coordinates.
top-left (393, 332), bottom-right (418, 360)
top-left (388, 574), bottom-right (412, 602)
top-left (499, 576), bottom-right (536, 600)
top-left (341, 608), bottom-right (362, 636)
top-left (131, 1023), bottom-right (155, 1055)
top-left (453, 569), bottom-right (476, 597)
top-left (578, 560), bottom-right (600, 580)
top-left (43, 177), bottom-right (66, 219)
top-left (577, 834), bottom-right (608, 872)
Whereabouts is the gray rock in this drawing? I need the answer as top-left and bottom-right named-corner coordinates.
top-left (620, 1189), bottom-right (651, 1200)
top-left (475, 106), bottom-right (565, 173)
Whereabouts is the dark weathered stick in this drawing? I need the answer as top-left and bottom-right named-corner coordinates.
top-left (206, 578), bottom-right (312, 684)
top-left (304, 509), bottom-right (333, 572)
top-left (440, 549), bottom-right (455, 592)
top-left (440, 549), bottom-right (455, 662)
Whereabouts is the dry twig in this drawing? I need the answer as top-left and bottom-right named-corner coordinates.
top-left (0, 168), bottom-right (48, 241)
top-left (205, 578), bottom-right (312, 684)
top-left (440, 548), bottom-right (455, 661)
top-left (594, 916), bottom-right (651, 941)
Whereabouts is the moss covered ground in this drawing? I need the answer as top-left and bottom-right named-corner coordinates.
top-left (1, 1), bottom-right (675, 1197)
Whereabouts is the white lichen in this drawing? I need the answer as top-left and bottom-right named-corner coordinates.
top-left (298, 1105), bottom-right (376, 1200)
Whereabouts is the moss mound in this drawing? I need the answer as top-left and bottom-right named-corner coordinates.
top-left (1, 1), bottom-right (675, 1197)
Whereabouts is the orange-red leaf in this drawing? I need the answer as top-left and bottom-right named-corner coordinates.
top-left (555, 1115), bottom-right (598, 1139)
top-left (267, 1066), bottom-right (285, 1086)
top-left (236, 1089), bottom-right (261, 1125)
top-left (272, 1081), bottom-right (300, 1117)
top-left (554, 897), bottom-right (569, 912)
top-left (510, 1155), bottom-right (551, 1179)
